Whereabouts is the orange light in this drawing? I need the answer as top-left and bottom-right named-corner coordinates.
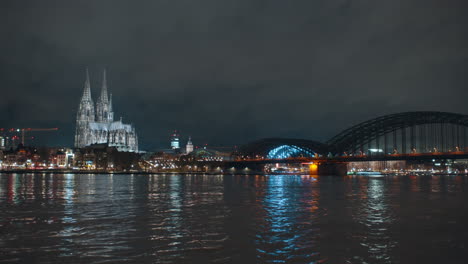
top-left (309, 163), bottom-right (318, 174)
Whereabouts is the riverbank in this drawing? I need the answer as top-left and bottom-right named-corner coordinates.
top-left (0, 169), bottom-right (267, 175)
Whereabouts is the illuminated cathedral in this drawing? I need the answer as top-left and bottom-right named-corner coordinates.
top-left (74, 69), bottom-right (138, 152)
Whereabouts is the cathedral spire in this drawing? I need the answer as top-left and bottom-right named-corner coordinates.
top-left (100, 69), bottom-right (109, 103)
top-left (109, 93), bottom-right (113, 112)
top-left (82, 68), bottom-right (92, 101)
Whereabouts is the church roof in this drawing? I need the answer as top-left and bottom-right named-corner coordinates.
top-left (88, 121), bottom-right (134, 132)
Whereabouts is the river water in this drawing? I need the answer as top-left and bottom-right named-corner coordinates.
top-left (0, 173), bottom-right (467, 263)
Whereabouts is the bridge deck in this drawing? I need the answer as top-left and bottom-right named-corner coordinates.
top-left (231, 152), bottom-right (468, 164)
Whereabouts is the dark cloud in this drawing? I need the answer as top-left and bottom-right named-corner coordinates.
top-left (0, 0), bottom-right (467, 149)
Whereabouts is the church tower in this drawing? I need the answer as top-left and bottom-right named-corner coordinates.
top-left (186, 136), bottom-right (194, 154)
top-left (96, 69), bottom-right (113, 122)
top-left (75, 69), bottom-right (95, 148)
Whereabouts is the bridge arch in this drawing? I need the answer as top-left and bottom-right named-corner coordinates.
top-left (327, 111), bottom-right (468, 155)
top-left (236, 138), bottom-right (328, 159)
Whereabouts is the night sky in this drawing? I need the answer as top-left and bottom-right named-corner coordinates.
top-left (1, 0), bottom-right (467, 150)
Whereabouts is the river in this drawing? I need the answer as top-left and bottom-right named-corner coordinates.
top-left (0, 173), bottom-right (467, 263)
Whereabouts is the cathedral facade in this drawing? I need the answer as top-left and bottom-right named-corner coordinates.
top-left (75, 69), bottom-right (138, 152)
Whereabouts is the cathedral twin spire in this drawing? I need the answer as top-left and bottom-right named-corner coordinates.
top-left (81, 68), bottom-right (93, 102)
top-left (79, 68), bottom-right (114, 123)
top-left (100, 69), bottom-right (109, 103)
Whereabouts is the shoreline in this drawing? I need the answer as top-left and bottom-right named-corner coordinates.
top-left (0, 170), bottom-right (467, 176)
top-left (0, 170), bottom-right (266, 175)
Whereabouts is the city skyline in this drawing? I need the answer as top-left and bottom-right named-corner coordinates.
top-left (1, 2), bottom-right (468, 263)
top-left (0, 0), bottom-right (467, 150)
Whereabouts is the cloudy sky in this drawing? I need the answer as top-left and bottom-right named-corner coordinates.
top-left (0, 0), bottom-right (467, 150)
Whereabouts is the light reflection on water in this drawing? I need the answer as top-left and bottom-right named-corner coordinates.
top-left (0, 173), bottom-right (468, 263)
top-left (255, 175), bottom-right (321, 263)
top-left (353, 177), bottom-right (397, 264)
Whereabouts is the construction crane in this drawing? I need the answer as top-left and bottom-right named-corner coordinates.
top-left (2, 128), bottom-right (59, 145)
top-left (21, 128), bottom-right (59, 145)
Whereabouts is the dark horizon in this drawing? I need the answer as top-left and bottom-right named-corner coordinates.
top-left (1, 0), bottom-right (467, 150)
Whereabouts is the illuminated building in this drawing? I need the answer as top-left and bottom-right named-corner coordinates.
top-left (74, 69), bottom-right (138, 152)
top-left (54, 151), bottom-right (67, 167)
top-left (186, 136), bottom-right (193, 154)
top-left (170, 131), bottom-right (180, 150)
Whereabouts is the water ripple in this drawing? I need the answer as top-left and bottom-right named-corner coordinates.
top-left (1, 173), bottom-right (467, 263)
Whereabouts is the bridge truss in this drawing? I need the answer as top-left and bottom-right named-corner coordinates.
top-left (327, 111), bottom-right (468, 156)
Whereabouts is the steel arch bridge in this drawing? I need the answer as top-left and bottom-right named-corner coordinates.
top-left (327, 111), bottom-right (468, 156)
top-left (236, 138), bottom-right (328, 159)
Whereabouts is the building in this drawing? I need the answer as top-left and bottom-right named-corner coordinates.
top-left (50, 148), bottom-right (74, 168)
top-left (73, 144), bottom-right (141, 171)
top-left (75, 69), bottom-right (138, 152)
top-left (186, 136), bottom-right (193, 154)
top-left (170, 130), bottom-right (180, 150)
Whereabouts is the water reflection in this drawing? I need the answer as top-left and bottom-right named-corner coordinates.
top-left (1, 173), bottom-right (468, 263)
top-left (342, 176), bottom-right (397, 263)
top-left (363, 178), bottom-right (396, 263)
top-left (254, 175), bottom-right (322, 263)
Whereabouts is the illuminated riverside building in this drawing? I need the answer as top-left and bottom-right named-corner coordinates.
top-left (186, 137), bottom-right (193, 154)
top-left (0, 146), bottom-right (74, 169)
top-left (170, 131), bottom-right (180, 150)
top-left (74, 69), bottom-right (138, 152)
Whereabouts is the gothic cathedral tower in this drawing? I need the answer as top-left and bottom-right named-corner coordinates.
top-left (95, 69), bottom-right (114, 123)
top-left (75, 69), bottom-right (95, 148)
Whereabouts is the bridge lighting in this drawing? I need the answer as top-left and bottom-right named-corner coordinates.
top-left (267, 145), bottom-right (315, 159)
top-left (368, 149), bottom-right (383, 153)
